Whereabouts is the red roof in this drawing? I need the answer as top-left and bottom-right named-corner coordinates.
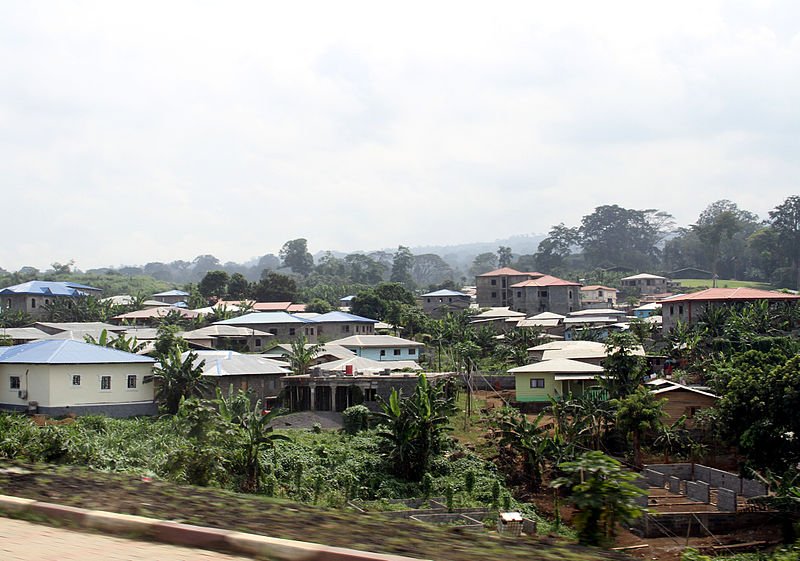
top-left (510, 275), bottom-right (581, 288)
top-left (581, 285), bottom-right (616, 291)
top-left (662, 288), bottom-right (800, 302)
top-left (252, 301), bottom-right (293, 311)
top-left (478, 267), bottom-right (524, 277)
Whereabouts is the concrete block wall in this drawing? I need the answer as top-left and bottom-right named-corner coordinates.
top-left (646, 463), bottom-right (692, 480)
top-left (686, 480), bottom-right (710, 503)
top-left (741, 478), bottom-right (768, 498)
top-left (644, 469), bottom-right (665, 487)
top-left (668, 476), bottom-right (682, 494)
top-left (716, 488), bottom-right (737, 512)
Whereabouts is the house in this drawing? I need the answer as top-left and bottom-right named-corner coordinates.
top-left (469, 307), bottom-right (526, 332)
top-left (309, 311), bottom-right (377, 339)
top-left (339, 295), bottom-right (356, 310)
top-left (281, 371), bottom-right (453, 412)
top-left (621, 273), bottom-right (669, 296)
top-left (110, 306), bottom-right (202, 326)
top-left (0, 340), bottom-right (156, 417)
top-left (419, 289), bottom-right (471, 318)
top-left (660, 287), bottom-right (800, 331)
top-left (580, 285), bottom-right (618, 309)
top-left (315, 356), bottom-right (421, 375)
top-left (190, 350), bottom-right (289, 407)
top-left (633, 302), bottom-right (662, 318)
top-left (528, 340), bottom-right (645, 365)
top-left (0, 281), bottom-right (102, 319)
top-left (215, 311), bottom-right (319, 342)
top-left (562, 308), bottom-right (629, 341)
top-left (514, 312), bottom-right (566, 337)
top-left (325, 334), bottom-right (424, 362)
top-left (509, 275), bottom-right (582, 315)
top-left (33, 322), bottom-right (126, 337)
top-left (647, 379), bottom-right (718, 427)
top-left (151, 289), bottom-right (189, 305)
top-left (181, 325), bottom-right (274, 352)
top-left (509, 358), bottom-right (605, 404)
top-left (476, 267), bottom-right (541, 308)
top-left (0, 327), bottom-right (49, 345)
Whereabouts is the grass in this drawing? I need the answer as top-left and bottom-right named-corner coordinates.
top-left (674, 278), bottom-right (774, 290)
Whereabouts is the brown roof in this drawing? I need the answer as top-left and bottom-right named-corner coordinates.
top-left (662, 288), bottom-right (800, 302)
top-left (581, 285), bottom-right (616, 291)
top-left (252, 302), bottom-right (293, 311)
top-left (478, 267), bottom-right (525, 277)
top-left (510, 275), bottom-right (581, 288)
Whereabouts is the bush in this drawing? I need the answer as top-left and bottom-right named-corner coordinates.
top-left (342, 405), bottom-right (370, 435)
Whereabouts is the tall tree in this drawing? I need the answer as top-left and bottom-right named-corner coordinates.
top-left (252, 272), bottom-right (299, 302)
top-left (227, 272), bottom-right (249, 299)
top-left (769, 195), bottom-right (800, 290)
top-left (279, 238), bottom-right (314, 276)
top-left (344, 253), bottom-right (386, 284)
top-left (390, 245), bottom-right (414, 287)
top-left (534, 223), bottom-right (580, 272)
top-left (469, 252), bottom-right (498, 277)
top-left (198, 270), bottom-right (230, 299)
top-left (411, 254), bottom-right (453, 286)
top-left (497, 246), bottom-right (513, 268)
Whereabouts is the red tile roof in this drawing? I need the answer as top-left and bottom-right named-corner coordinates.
top-left (478, 267), bottom-right (525, 277)
top-left (510, 275), bottom-right (581, 288)
top-left (662, 288), bottom-right (800, 302)
top-left (252, 301), bottom-right (293, 311)
top-left (581, 285), bottom-right (617, 291)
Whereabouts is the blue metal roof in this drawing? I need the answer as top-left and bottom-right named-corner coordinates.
top-left (216, 312), bottom-right (315, 325)
top-left (0, 281), bottom-right (100, 296)
top-left (0, 340), bottom-right (154, 364)
top-left (421, 289), bottom-right (468, 297)
top-left (152, 289), bottom-right (190, 296)
top-left (310, 311), bottom-right (377, 323)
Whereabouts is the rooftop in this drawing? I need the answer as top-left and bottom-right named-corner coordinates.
top-left (326, 334), bottom-right (425, 348)
top-left (0, 280), bottom-right (101, 296)
top-left (508, 358), bottom-right (605, 374)
top-left (510, 275), bottom-right (581, 288)
top-left (152, 289), bottom-right (189, 297)
top-left (621, 273), bottom-right (667, 281)
top-left (0, 340), bottom-right (154, 364)
top-left (310, 311), bottom-right (378, 323)
top-left (661, 287), bottom-right (800, 302)
top-left (216, 311), bottom-right (314, 325)
top-left (421, 289), bottom-right (469, 297)
top-left (580, 285), bottom-right (617, 291)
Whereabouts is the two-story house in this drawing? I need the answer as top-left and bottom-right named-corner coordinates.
top-left (419, 289), bottom-right (471, 318)
top-left (620, 273), bottom-right (669, 296)
top-left (509, 275), bottom-right (582, 315)
top-left (326, 334), bottom-right (425, 362)
top-left (0, 281), bottom-right (102, 319)
top-left (476, 268), bottom-right (540, 308)
top-left (580, 285), bottom-right (618, 308)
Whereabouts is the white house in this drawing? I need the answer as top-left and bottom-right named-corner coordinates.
top-left (325, 335), bottom-right (425, 362)
top-left (0, 340), bottom-right (157, 417)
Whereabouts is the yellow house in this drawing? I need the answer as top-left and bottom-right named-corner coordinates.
top-left (509, 358), bottom-right (605, 402)
top-left (0, 340), bottom-right (156, 417)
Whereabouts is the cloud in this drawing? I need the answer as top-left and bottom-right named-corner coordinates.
top-left (0, 1), bottom-right (798, 270)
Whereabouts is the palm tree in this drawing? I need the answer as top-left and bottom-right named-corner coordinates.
top-left (154, 349), bottom-right (212, 414)
top-left (285, 335), bottom-right (321, 375)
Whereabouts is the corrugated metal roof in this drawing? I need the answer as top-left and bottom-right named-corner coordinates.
top-left (621, 273), bottom-right (666, 281)
top-left (0, 340), bottom-right (154, 364)
top-left (326, 335), bottom-right (424, 348)
top-left (478, 267), bottom-right (526, 277)
top-left (216, 311), bottom-right (314, 325)
top-left (317, 356), bottom-right (421, 373)
top-left (510, 275), bottom-right (581, 288)
top-left (421, 289), bottom-right (468, 297)
top-left (152, 289), bottom-right (189, 296)
top-left (508, 358), bottom-right (604, 374)
top-left (311, 311), bottom-right (377, 323)
top-left (661, 287), bottom-right (800, 302)
top-left (0, 281), bottom-right (100, 296)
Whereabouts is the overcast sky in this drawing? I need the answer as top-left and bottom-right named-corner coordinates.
top-left (1, 1), bottom-right (799, 271)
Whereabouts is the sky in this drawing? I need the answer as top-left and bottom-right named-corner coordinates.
top-left (1, 0), bottom-right (799, 271)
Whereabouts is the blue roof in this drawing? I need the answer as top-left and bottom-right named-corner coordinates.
top-left (311, 311), bottom-right (377, 323)
top-left (0, 281), bottom-right (101, 296)
top-left (421, 289), bottom-right (468, 297)
top-left (153, 289), bottom-right (190, 297)
top-left (0, 340), bottom-right (154, 364)
top-left (216, 312), bottom-right (315, 325)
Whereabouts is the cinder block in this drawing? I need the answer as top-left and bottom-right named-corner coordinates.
top-left (668, 476), bottom-right (682, 494)
top-left (717, 488), bottom-right (737, 512)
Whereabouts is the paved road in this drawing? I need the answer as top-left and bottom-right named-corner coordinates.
top-left (0, 516), bottom-right (253, 561)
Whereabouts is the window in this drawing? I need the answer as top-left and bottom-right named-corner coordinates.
top-left (9, 376), bottom-right (20, 390)
top-left (288, 328), bottom-right (296, 336)
top-left (254, 338), bottom-right (262, 347)
top-left (539, 290), bottom-right (548, 298)
top-left (45, 299), bottom-right (50, 306)
top-left (530, 378), bottom-right (545, 389)
top-left (71, 375), bottom-right (81, 387)
top-left (364, 388), bottom-right (377, 402)
top-left (491, 291), bottom-right (497, 298)
top-left (100, 376), bottom-right (111, 391)
top-left (568, 290), bottom-right (573, 299)
top-left (342, 325), bottom-right (350, 333)
top-left (678, 305), bottom-right (684, 315)
top-left (491, 279), bottom-right (497, 286)
top-left (127, 375), bottom-right (137, 389)
top-left (669, 305), bottom-right (674, 316)
top-left (426, 298), bottom-right (431, 303)
top-left (516, 291), bottom-right (522, 298)
top-left (408, 348), bottom-right (416, 355)
top-left (393, 349), bottom-right (401, 356)
top-left (380, 350), bottom-right (386, 357)
top-left (269, 328), bottom-right (278, 336)
top-left (30, 298), bottom-right (36, 309)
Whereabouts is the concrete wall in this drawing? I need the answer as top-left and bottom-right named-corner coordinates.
top-left (645, 463), bottom-right (767, 498)
top-left (514, 371), bottom-right (558, 403)
top-left (462, 374), bottom-right (516, 391)
top-left (686, 480), bottom-right (710, 503)
top-left (643, 469), bottom-right (666, 487)
top-left (645, 463), bottom-right (693, 481)
top-left (637, 512), bottom-right (776, 538)
top-left (668, 476), bottom-right (682, 494)
top-left (716, 488), bottom-right (737, 512)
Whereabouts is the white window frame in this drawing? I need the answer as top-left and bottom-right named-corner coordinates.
top-left (126, 375), bottom-right (137, 390)
top-left (9, 376), bottom-right (20, 390)
top-left (71, 374), bottom-right (81, 388)
top-left (530, 378), bottom-right (546, 389)
top-left (100, 375), bottom-right (112, 391)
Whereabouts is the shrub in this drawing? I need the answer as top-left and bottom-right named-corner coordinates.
top-left (342, 405), bottom-right (370, 435)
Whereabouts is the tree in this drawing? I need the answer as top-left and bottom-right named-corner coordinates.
top-left (469, 252), bottom-right (498, 277)
top-left (611, 386), bottom-right (666, 468)
top-left (375, 373), bottom-right (455, 481)
top-left (305, 298), bottom-right (333, 313)
top-left (497, 246), bottom-right (513, 268)
top-left (279, 238), bottom-right (314, 276)
top-left (350, 282), bottom-right (415, 322)
top-left (198, 270), bottom-right (230, 299)
top-left (579, 205), bottom-right (673, 270)
top-left (533, 223), bottom-right (580, 272)
top-left (285, 335), bottom-right (321, 376)
top-left (600, 332), bottom-right (646, 399)
top-left (769, 195), bottom-right (800, 289)
top-left (154, 349), bottom-right (212, 414)
top-left (551, 451), bottom-right (646, 546)
top-left (252, 272), bottom-right (298, 302)
top-left (411, 254), bottom-right (453, 287)
top-left (238, 403), bottom-right (290, 492)
top-left (152, 324), bottom-right (188, 361)
top-left (690, 200), bottom-right (759, 278)
top-left (85, 329), bottom-right (146, 354)
top-left (390, 245), bottom-right (414, 287)
top-left (227, 272), bottom-right (249, 299)
top-left (344, 254), bottom-right (386, 284)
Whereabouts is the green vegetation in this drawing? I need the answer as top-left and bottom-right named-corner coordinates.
top-left (675, 278), bottom-right (774, 290)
